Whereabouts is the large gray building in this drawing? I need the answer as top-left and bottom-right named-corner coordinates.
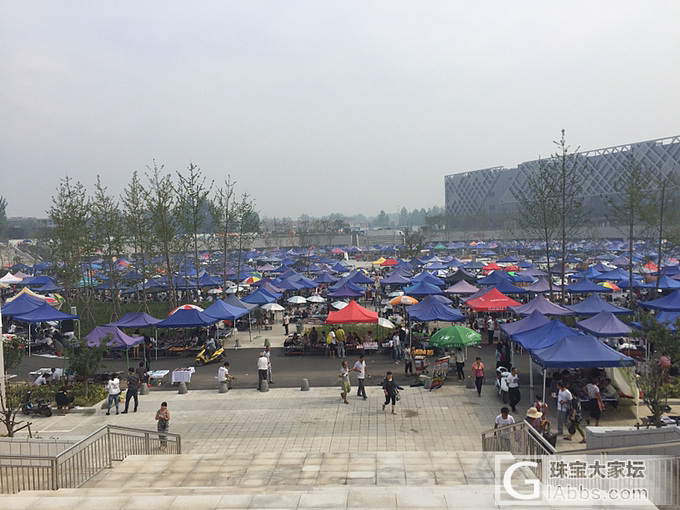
top-left (445, 135), bottom-right (680, 227)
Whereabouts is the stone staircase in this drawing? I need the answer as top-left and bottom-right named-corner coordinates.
top-left (2, 452), bottom-right (506, 509)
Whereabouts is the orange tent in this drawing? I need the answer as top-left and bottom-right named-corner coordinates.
top-left (465, 288), bottom-right (521, 312)
top-left (326, 300), bottom-right (379, 324)
top-left (644, 261), bottom-right (658, 271)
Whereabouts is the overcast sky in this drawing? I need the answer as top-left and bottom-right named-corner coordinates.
top-left (2, 2), bottom-right (679, 220)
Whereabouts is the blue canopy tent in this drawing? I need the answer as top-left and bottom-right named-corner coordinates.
top-left (108, 312), bottom-right (162, 328)
top-left (493, 279), bottom-right (529, 295)
top-left (155, 308), bottom-right (218, 328)
top-left (501, 309), bottom-right (551, 337)
top-left (511, 319), bottom-right (582, 353)
top-left (592, 268), bottom-right (632, 282)
top-left (402, 281), bottom-right (443, 296)
top-left (346, 270), bottom-right (374, 285)
top-left (565, 279), bottom-right (613, 294)
top-left (328, 282), bottom-right (365, 299)
top-left (410, 272), bottom-right (445, 287)
top-left (203, 299), bottom-right (249, 321)
top-left (13, 303), bottom-right (80, 356)
top-left (565, 293), bottom-right (632, 316)
top-left (639, 289), bottom-right (680, 312)
top-left (1, 293), bottom-right (45, 317)
top-left (313, 271), bottom-right (339, 284)
top-left (532, 335), bottom-right (635, 403)
top-left (406, 296), bottom-right (465, 322)
top-left (525, 278), bottom-right (552, 294)
top-left (575, 311), bottom-right (632, 338)
top-left (510, 295), bottom-right (573, 317)
top-left (86, 326), bottom-right (143, 348)
top-left (380, 272), bottom-right (412, 286)
top-left (650, 275), bottom-right (680, 291)
top-left (477, 271), bottom-right (512, 286)
top-left (444, 280), bottom-right (479, 295)
top-left (242, 288), bottom-right (280, 305)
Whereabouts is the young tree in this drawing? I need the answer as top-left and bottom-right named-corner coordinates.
top-left (210, 177), bottom-right (237, 282)
top-left (48, 176), bottom-right (91, 309)
top-left (176, 163), bottom-right (213, 300)
top-left (605, 154), bottom-right (654, 306)
top-left (234, 193), bottom-right (258, 289)
top-left (146, 162), bottom-right (178, 308)
top-left (0, 196), bottom-right (7, 240)
top-left (66, 336), bottom-right (110, 398)
top-left (122, 171), bottom-right (154, 309)
top-left (0, 384), bottom-right (26, 437)
top-left (91, 176), bottom-right (125, 319)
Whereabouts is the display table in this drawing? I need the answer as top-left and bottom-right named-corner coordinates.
top-left (28, 368), bottom-right (55, 382)
top-left (172, 367), bottom-right (195, 384)
top-left (148, 370), bottom-right (170, 386)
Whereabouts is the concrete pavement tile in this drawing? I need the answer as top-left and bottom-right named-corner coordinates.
top-left (298, 490), bottom-right (348, 509)
top-left (396, 488), bottom-right (447, 508)
top-left (250, 493), bottom-right (301, 508)
top-left (171, 495), bottom-right (223, 508)
top-left (216, 494), bottom-right (254, 508)
top-left (347, 490), bottom-right (396, 509)
top-left (0, 495), bottom-right (41, 510)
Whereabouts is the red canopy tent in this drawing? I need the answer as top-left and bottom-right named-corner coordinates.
top-left (326, 300), bottom-right (379, 324)
top-left (381, 258), bottom-right (398, 267)
top-left (465, 288), bottom-right (521, 312)
top-left (503, 264), bottom-right (519, 272)
top-left (483, 262), bottom-right (502, 274)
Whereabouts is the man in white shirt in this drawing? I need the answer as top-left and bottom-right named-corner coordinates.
top-left (257, 352), bottom-right (269, 390)
top-left (265, 345), bottom-right (273, 383)
top-left (106, 374), bottom-right (121, 415)
top-left (352, 355), bottom-right (369, 400)
top-left (557, 381), bottom-right (573, 436)
top-left (32, 373), bottom-right (50, 386)
top-left (454, 348), bottom-right (465, 381)
top-left (494, 407), bottom-right (515, 450)
top-left (218, 361), bottom-right (233, 389)
top-left (506, 367), bottom-right (520, 413)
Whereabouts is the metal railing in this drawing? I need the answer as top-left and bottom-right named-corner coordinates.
top-left (0, 425), bottom-right (181, 494)
top-left (482, 420), bottom-right (557, 457)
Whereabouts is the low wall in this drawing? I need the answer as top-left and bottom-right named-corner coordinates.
top-left (587, 425), bottom-right (680, 456)
top-left (0, 438), bottom-right (75, 457)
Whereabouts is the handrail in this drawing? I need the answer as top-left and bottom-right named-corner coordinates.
top-left (481, 420), bottom-right (556, 456)
top-left (0, 425), bottom-right (180, 494)
top-left (560, 439), bottom-right (680, 456)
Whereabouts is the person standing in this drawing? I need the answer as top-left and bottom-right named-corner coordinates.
top-left (404, 346), bottom-right (413, 376)
top-left (381, 371), bottom-right (400, 415)
top-left (507, 367), bottom-right (520, 413)
top-left (155, 402), bottom-right (170, 452)
top-left (106, 374), bottom-right (121, 415)
top-left (326, 328), bottom-right (336, 358)
top-left (557, 381), bottom-right (573, 437)
top-left (136, 362), bottom-right (149, 387)
top-left (257, 352), bottom-right (269, 390)
top-left (486, 315), bottom-right (494, 345)
top-left (338, 361), bottom-right (350, 404)
top-left (283, 313), bottom-right (290, 335)
top-left (218, 361), bottom-right (233, 389)
top-left (585, 378), bottom-right (603, 426)
top-left (455, 348), bottom-right (465, 381)
top-left (265, 345), bottom-right (273, 383)
top-left (494, 407), bottom-right (515, 450)
top-left (352, 355), bottom-right (369, 400)
top-left (471, 357), bottom-right (485, 397)
top-left (122, 367), bottom-right (140, 414)
top-left (335, 326), bottom-right (346, 358)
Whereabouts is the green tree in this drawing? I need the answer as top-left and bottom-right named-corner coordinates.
top-left (210, 177), bottom-right (237, 282)
top-left (605, 153), bottom-right (654, 306)
top-left (0, 196), bottom-right (7, 240)
top-left (48, 176), bottom-right (91, 310)
top-left (234, 193), bottom-right (258, 291)
top-left (375, 210), bottom-right (389, 226)
top-left (66, 336), bottom-right (110, 398)
top-left (146, 162), bottom-right (178, 308)
top-left (176, 163), bottom-right (213, 300)
top-left (91, 176), bottom-right (125, 319)
top-left (121, 170), bottom-right (154, 309)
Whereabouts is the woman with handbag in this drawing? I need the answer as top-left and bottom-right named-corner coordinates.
top-left (565, 388), bottom-right (586, 444)
top-left (381, 371), bottom-right (402, 415)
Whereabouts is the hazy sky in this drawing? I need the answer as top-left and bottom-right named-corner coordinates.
top-left (2, 2), bottom-right (679, 220)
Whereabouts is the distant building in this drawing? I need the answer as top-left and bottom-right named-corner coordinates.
top-left (445, 135), bottom-right (680, 228)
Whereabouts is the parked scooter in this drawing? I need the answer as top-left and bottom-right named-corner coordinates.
top-left (495, 366), bottom-right (510, 403)
top-left (195, 346), bottom-right (225, 366)
top-left (22, 390), bottom-right (53, 417)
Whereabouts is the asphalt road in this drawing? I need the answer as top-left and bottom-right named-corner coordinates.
top-left (14, 343), bottom-right (513, 393)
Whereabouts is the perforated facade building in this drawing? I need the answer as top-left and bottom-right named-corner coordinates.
top-left (445, 136), bottom-right (680, 223)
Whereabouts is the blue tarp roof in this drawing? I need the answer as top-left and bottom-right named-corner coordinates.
top-left (493, 279), bottom-right (529, 295)
top-left (155, 308), bottom-right (217, 328)
top-left (203, 299), bottom-right (250, 321)
top-left (1, 293), bottom-right (45, 317)
top-left (406, 296), bottom-right (465, 322)
top-left (565, 279), bottom-right (612, 294)
top-left (86, 325), bottom-right (143, 348)
top-left (511, 319), bottom-right (582, 352)
top-left (639, 289), bottom-right (680, 312)
top-left (13, 302), bottom-right (79, 323)
top-left (510, 295), bottom-right (573, 316)
top-left (107, 312), bottom-right (161, 328)
top-left (501, 309), bottom-right (551, 337)
top-left (566, 294), bottom-right (633, 316)
top-left (532, 335), bottom-right (635, 368)
top-left (328, 282), bottom-right (365, 298)
top-left (402, 281), bottom-right (443, 296)
top-left (575, 311), bottom-right (632, 338)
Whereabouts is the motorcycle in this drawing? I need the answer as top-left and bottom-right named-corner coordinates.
top-left (195, 346), bottom-right (225, 366)
top-left (495, 366), bottom-right (510, 403)
top-left (22, 390), bottom-right (53, 417)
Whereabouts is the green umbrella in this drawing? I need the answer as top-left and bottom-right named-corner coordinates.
top-left (429, 325), bottom-right (481, 348)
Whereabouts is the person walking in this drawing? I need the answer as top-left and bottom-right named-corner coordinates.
top-left (106, 373), bottom-right (121, 415)
top-left (470, 357), bottom-right (485, 397)
top-left (257, 352), bottom-right (269, 390)
top-left (381, 371), bottom-right (401, 415)
top-left (585, 377), bottom-right (603, 426)
top-left (486, 315), bottom-right (494, 345)
top-left (404, 346), bottom-right (413, 376)
top-left (565, 387), bottom-right (586, 444)
top-left (352, 355), bottom-right (369, 400)
top-left (507, 367), bottom-right (520, 413)
top-left (338, 361), bottom-right (350, 404)
top-left (155, 401), bottom-right (170, 452)
top-left (136, 361), bottom-right (149, 387)
top-left (122, 367), bottom-right (140, 414)
top-left (494, 407), bottom-right (515, 451)
top-left (265, 345), bottom-right (273, 383)
top-left (454, 348), bottom-right (465, 381)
